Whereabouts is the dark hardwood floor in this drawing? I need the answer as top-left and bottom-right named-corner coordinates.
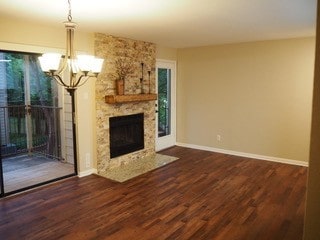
top-left (0, 146), bottom-right (307, 240)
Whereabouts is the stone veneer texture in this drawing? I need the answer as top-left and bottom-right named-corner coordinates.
top-left (94, 33), bottom-right (156, 176)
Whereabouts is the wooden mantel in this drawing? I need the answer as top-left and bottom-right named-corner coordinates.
top-left (105, 93), bottom-right (157, 104)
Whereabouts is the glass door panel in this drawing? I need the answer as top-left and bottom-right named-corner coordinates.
top-left (156, 60), bottom-right (176, 151)
top-left (158, 68), bottom-right (171, 138)
top-left (0, 142), bottom-right (3, 197)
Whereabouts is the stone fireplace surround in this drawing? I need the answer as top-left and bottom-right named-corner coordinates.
top-left (94, 33), bottom-right (157, 177)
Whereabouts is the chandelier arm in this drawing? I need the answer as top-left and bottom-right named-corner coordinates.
top-left (52, 74), bottom-right (69, 88)
top-left (54, 26), bottom-right (71, 76)
top-left (55, 57), bottom-right (68, 76)
top-left (70, 72), bottom-right (76, 88)
top-left (73, 74), bottom-right (89, 88)
top-left (70, 27), bottom-right (77, 61)
top-left (74, 78), bottom-right (89, 88)
top-left (68, 23), bottom-right (77, 74)
top-left (68, 27), bottom-right (73, 61)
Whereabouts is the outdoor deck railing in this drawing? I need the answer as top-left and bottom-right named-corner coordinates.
top-left (0, 105), bottom-right (62, 159)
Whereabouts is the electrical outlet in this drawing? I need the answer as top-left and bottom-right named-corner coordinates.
top-left (217, 135), bottom-right (221, 141)
top-left (85, 153), bottom-right (91, 168)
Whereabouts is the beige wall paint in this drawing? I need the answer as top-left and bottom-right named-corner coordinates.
top-left (177, 38), bottom-right (315, 162)
top-left (156, 45), bottom-right (178, 61)
top-left (0, 17), bottom-right (94, 54)
top-left (0, 17), bottom-right (96, 173)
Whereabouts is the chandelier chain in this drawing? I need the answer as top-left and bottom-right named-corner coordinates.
top-left (67, 0), bottom-right (72, 22)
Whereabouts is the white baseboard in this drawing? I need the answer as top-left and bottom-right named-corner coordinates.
top-left (176, 142), bottom-right (308, 167)
top-left (78, 168), bottom-right (97, 177)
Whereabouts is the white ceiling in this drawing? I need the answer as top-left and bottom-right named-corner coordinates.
top-left (0, 0), bottom-right (317, 48)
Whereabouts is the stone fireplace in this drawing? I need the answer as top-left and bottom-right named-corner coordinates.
top-left (94, 33), bottom-right (156, 176)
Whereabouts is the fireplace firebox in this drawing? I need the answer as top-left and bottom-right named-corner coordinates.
top-left (109, 113), bottom-right (144, 158)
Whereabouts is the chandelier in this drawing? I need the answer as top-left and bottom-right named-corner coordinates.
top-left (38, 0), bottom-right (103, 92)
top-left (37, 0), bottom-right (103, 175)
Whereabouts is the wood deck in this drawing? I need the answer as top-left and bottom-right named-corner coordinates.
top-left (2, 154), bottom-right (74, 193)
top-left (0, 146), bottom-right (307, 240)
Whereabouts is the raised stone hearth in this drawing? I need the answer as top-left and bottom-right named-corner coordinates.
top-left (94, 34), bottom-right (157, 177)
top-left (102, 154), bottom-right (178, 182)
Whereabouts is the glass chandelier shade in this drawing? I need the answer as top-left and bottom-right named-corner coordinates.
top-left (38, 53), bottom-right (104, 75)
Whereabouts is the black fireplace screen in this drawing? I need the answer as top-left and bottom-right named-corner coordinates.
top-left (109, 113), bottom-right (144, 158)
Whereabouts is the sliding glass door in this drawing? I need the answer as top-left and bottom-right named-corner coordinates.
top-left (0, 50), bottom-right (76, 196)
